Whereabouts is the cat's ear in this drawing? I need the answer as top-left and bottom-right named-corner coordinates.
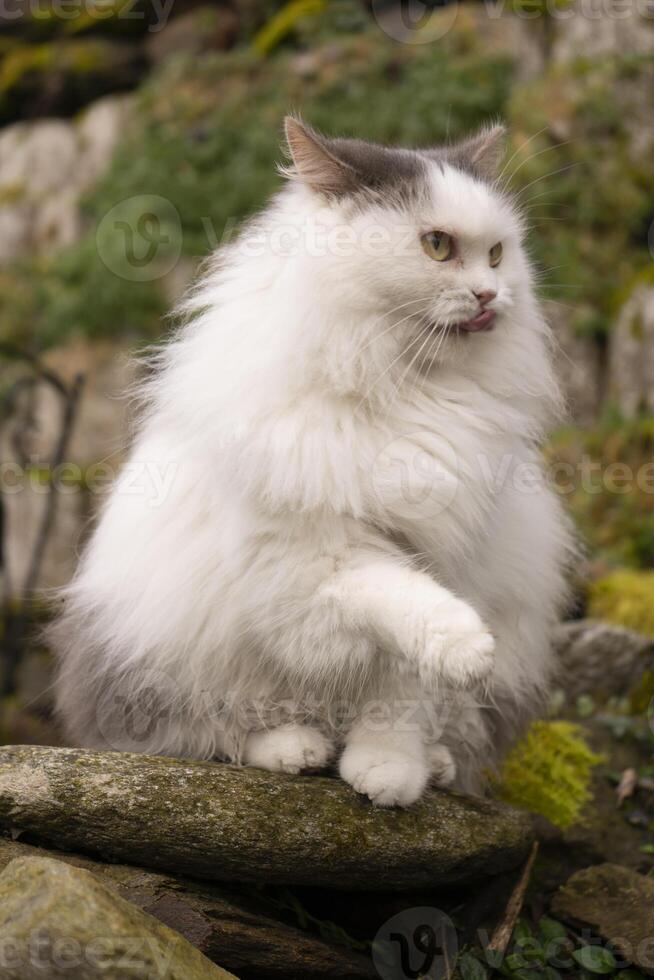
top-left (449, 124), bottom-right (507, 181)
top-left (283, 116), bottom-right (358, 197)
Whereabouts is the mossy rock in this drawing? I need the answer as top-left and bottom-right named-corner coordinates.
top-left (0, 745), bottom-right (534, 890)
top-left (553, 618), bottom-right (654, 705)
top-left (0, 854), bottom-right (235, 978)
top-left (551, 864), bottom-right (654, 975)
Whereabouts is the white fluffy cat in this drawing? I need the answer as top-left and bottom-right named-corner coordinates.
top-left (52, 117), bottom-right (573, 806)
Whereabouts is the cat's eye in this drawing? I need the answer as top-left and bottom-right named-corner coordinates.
top-left (489, 242), bottom-right (503, 267)
top-left (421, 231), bottom-right (454, 262)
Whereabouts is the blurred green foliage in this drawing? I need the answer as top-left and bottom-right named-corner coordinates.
top-left (508, 53), bottom-right (654, 338)
top-left (588, 570), bottom-right (654, 635)
top-left (548, 416), bottom-right (654, 571)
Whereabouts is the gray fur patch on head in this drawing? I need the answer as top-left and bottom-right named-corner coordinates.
top-left (283, 115), bottom-right (427, 206)
top-left (433, 124), bottom-right (507, 182)
top-left (282, 116), bottom-right (507, 203)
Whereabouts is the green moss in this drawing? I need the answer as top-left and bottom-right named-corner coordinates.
top-left (589, 570), bottom-right (654, 636)
top-left (494, 721), bottom-right (603, 829)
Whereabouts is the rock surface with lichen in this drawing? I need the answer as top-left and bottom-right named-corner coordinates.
top-left (0, 745), bottom-right (534, 890)
top-left (551, 863), bottom-right (654, 975)
top-left (0, 854), bottom-right (236, 979)
top-left (553, 619), bottom-right (654, 701)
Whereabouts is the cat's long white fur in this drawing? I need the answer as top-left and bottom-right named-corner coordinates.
top-left (53, 134), bottom-right (573, 805)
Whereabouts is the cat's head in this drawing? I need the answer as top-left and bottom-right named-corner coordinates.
top-left (281, 116), bottom-right (528, 372)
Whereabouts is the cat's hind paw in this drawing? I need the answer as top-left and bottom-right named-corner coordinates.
top-left (244, 724), bottom-right (334, 775)
top-left (426, 743), bottom-right (457, 788)
top-left (339, 745), bottom-right (428, 807)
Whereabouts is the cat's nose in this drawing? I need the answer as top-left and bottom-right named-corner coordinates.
top-left (474, 289), bottom-right (497, 308)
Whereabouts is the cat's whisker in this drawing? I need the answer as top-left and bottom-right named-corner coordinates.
top-left (495, 126), bottom-right (550, 188)
top-left (513, 163), bottom-right (580, 202)
top-left (535, 264), bottom-right (572, 277)
top-left (427, 322), bottom-right (452, 371)
top-left (380, 315), bottom-right (435, 404)
top-left (383, 316), bottom-right (439, 418)
top-left (503, 139), bottom-right (576, 189)
top-left (358, 313), bottom-right (435, 411)
top-left (350, 298), bottom-right (434, 361)
top-left (542, 298), bottom-right (577, 310)
top-left (407, 321), bottom-right (450, 406)
top-left (522, 201), bottom-right (572, 211)
top-left (413, 324), bottom-right (447, 398)
top-left (525, 218), bottom-right (570, 228)
top-left (519, 187), bottom-right (566, 206)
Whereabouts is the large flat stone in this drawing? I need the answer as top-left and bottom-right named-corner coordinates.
top-left (0, 745), bottom-right (534, 890)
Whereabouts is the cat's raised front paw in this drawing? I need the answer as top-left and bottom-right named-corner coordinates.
top-left (417, 600), bottom-right (495, 690)
top-left (244, 724), bottom-right (334, 775)
top-left (339, 744), bottom-right (428, 807)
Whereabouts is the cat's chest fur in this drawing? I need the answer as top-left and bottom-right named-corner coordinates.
top-left (363, 391), bottom-right (528, 539)
top-left (357, 385), bottom-right (546, 611)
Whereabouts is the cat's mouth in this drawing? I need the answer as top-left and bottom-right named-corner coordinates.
top-left (456, 309), bottom-right (496, 333)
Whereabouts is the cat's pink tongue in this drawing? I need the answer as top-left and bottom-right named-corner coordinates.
top-left (459, 309), bottom-right (496, 332)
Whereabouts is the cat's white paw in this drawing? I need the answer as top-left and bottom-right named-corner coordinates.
top-left (244, 724), bottom-right (334, 775)
top-left (339, 745), bottom-right (428, 807)
top-left (416, 600), bottom-right (495, 690)
top-left (426, 743), bottom-right (457, 788)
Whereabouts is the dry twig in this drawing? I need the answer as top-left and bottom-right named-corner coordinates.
top-left (488, 841), bottom-right (539, 955)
